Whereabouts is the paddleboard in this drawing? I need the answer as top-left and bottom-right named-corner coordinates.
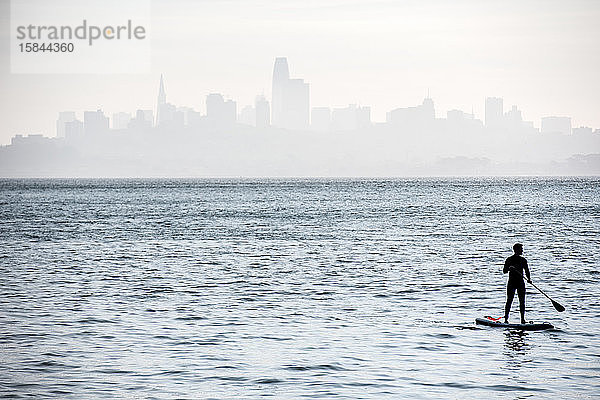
top-left (475, 317), bottom-right (553, 331)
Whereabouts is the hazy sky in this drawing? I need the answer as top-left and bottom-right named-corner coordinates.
top-left (0, 0), bottom-right (599, 145)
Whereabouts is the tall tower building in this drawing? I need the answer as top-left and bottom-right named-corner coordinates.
top-left (282, 78), bottom-right (309, 130)
top-left (156, 74), bottom-right (166, 126)
top-left (112, 112), bottom-right (132, 130)
top-left (485, 97), bottom-right (504, 128)
top-left (206, 93), bottom-right (236, 126)
top-left (271, 57), bottom-right (310, 130)
top-left (83, 110), bottom-right (109, 135)
top-left (255, 95), bottom-right (270, 128)
top-left (56, 111), bottom-right (76, 137)
top-left (206, 93), bottom-right (225, 120)
top-left (421, 97), bottom-right (435, 120)
top-left (271, 57), bottom-right (290, 127)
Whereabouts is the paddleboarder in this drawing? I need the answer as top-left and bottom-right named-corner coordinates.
top-left (503, 243), bottom-right (531, 324)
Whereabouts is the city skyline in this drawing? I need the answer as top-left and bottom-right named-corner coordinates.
top-left (1, 57), bottom-right (599, 177)
top-left (1, 0), bottom-right (600, 146)
top-left (10, 56), bottom-right (598, 140)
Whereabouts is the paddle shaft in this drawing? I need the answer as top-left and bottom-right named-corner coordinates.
top-left (526, 278), bottom-right (553, 302)
top-left (511, 268), bottom-right (564, 312)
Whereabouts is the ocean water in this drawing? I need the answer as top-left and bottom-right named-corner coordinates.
top-left (0, 178), bottom-right (599, 399)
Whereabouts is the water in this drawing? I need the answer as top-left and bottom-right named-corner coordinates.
top-left (1, 178), bottom-right (599, 399)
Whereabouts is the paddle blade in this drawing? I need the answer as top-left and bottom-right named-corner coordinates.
top-left (552, 300), bottom-right (565, 312)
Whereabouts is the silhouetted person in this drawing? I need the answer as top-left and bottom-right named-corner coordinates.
top-left (503, 243), bottom-right (531, 324)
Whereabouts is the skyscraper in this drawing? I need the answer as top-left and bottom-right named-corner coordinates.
top-left (56, 111), bottom-right (76, 138)
top-left (83, 110), bottom-right (109, 135)
top-left (239, 105), bottom-right (255, 126)
top-left (271, 57), bottom-right (289, 127)
top-left (271, 57), bottom-right (310, 130)
top-left (207, 93), bottom-right (225, 122)
top-left (255, 95), bottom-right (270, 128)
top-left (112, 112), bottom-right (132, 130)
top-left (330, 104), bottom-right (371, 131)
top-left (386, 98), bottom-right (435, 126)
top-left (128, 110), bottom-right (153, 130)
top-left (206, 93), bottom-right (237, 127)
top-left (156, 74), bottom-right (167, 126)
top-left (281, 78), bottom-right (309, 130)
top-left (541, 116), bottom-right (571, 135)
top-left (505, 105), bottom-right (523, 132)
top-left (485, 97), bottom-right (504, 128)
top-left (421, 97), bottom-right (435, 120)
top-left (64, 119), bottom-right (84, 140)
top-left (572, 126), bottom-right (593, 136)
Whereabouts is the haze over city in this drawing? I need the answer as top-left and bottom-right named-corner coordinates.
top-left (0, 0), bottom-right (598, 176)
top-left (1, 0), bottom-right (599, 139)
top-left (1, 55), bottom-right (598, 176)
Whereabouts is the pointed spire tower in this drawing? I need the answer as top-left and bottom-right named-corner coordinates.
top-left (156, 74), bottom-right (166, 126)
top-left (422, 88), bottom-right (435, 120)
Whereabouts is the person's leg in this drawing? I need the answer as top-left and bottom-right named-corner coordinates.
top-left (517, 282), bottom-right (526, 324)
top-left (504, 282), bottom-right (516, 323)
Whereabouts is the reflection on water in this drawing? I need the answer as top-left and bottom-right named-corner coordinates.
top-left (504, 330), bottom-right (530, 354)
top-left (503, 330), bottom-right (533, 371)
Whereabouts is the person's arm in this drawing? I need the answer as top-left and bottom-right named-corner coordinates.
top-left (524, 259), bottom-right (531, 283)
top-left (503, 257), bottom-right (510, 274)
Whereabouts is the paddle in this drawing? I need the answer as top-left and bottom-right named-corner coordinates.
top-left (512, 268), bottom-right (565, 312)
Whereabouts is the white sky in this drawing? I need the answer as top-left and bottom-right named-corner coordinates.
top-left (0, 0), bottom-right (599, 144)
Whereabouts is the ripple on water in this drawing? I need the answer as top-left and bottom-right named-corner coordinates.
top-left (1, 178), bottom-right (599, 399)
top-left (284, 364), bottom-right (350, 372)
